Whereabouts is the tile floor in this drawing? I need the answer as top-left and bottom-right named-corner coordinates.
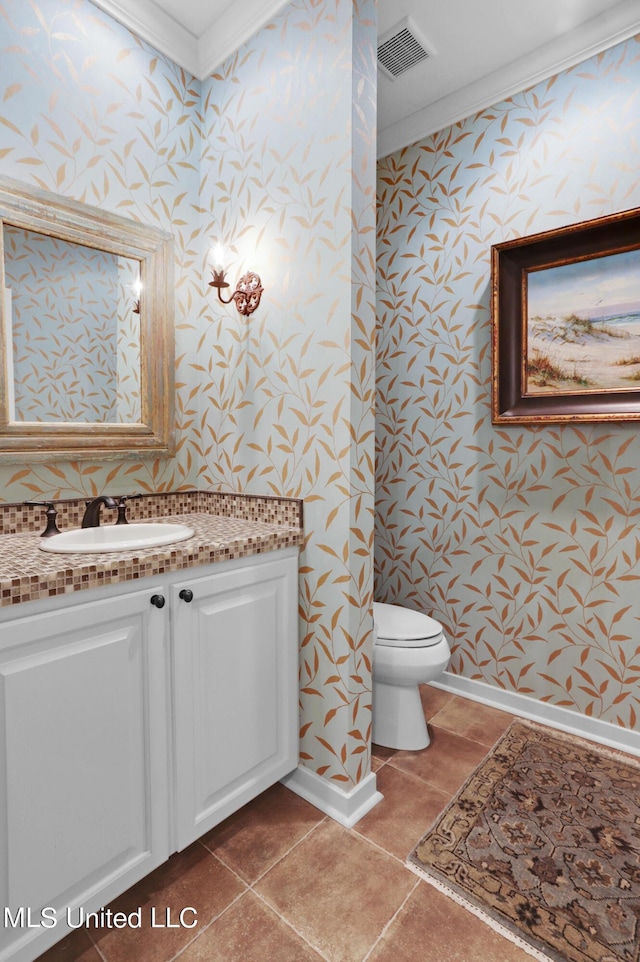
top-left (38, 690), bottom-right (541, 962)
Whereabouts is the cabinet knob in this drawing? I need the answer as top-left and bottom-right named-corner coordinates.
top-left (179, 589), bottom-right (194, 603)
top-left (150, 594), bottom-right (166, 609)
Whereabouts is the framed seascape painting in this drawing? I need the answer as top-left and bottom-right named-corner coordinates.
top-left (491, 207), bottom-right (640, 423)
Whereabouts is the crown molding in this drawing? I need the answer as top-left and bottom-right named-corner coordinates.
top-left (88, 0), bottom-right (199, 75)
top-left (89, 0), bottom-right (291, 80)
top-left (197, 0), bottom-right (291, 79)
top-left (377, 3), bottom-right (640, 158)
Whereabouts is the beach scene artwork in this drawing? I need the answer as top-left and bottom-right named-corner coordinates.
top-left (526, 247), bottom-right (640, 395)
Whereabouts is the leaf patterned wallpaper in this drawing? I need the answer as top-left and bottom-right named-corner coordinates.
top-left (376, 36), bottom-right (640, 733)
top-left (198, 0), bottom-right (377, 785)
top-left (0, 0), bottom-right (203, 495)
top-left (0, 0), bottom-right (377, 787)
top-left (4, 228), bottom-right (131, 423)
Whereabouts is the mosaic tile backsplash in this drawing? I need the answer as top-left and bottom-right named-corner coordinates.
top-left (0, 490), bottom-right (303, 535)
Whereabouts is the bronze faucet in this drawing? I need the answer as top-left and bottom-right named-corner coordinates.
top-left (81, 495), bottom-right (118, 528)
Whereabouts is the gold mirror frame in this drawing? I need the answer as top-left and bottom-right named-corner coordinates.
top-left (0, 174), bottom-right (175, 461)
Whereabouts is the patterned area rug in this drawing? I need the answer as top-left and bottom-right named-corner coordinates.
top-left (407, 721), bottom-right (640, 962)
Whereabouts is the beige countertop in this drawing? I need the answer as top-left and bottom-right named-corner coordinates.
top-left (0, 509), bottom-right (303, 607)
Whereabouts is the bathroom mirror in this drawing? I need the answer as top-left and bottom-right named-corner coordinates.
top-left (0, 175), bottom-right (175, 461)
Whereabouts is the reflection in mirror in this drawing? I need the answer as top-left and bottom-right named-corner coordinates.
top-left (0, 174), bottom-right (174, 461)
top-left (4, 226), bottom-right (142, 424)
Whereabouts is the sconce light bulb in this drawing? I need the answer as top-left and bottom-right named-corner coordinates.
top-left (211, 242), bottom-right (225, 271)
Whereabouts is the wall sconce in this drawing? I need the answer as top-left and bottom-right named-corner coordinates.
top-left (208, 244), bottom-right (264, 317)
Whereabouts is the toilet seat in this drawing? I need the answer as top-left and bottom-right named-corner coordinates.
top-left (373, 601), bottom-right (443, 648)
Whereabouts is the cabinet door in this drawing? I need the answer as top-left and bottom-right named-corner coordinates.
top-left (172, 551), bottom-right (298, 850)
top-left (0, 589), bottom-right (170, 962)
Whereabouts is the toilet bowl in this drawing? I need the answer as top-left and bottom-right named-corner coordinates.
top-left (372, 601), bottom-right (450, 751)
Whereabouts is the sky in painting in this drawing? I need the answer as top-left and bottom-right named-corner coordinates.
top-left (527, 247), bottom-right (640, 320)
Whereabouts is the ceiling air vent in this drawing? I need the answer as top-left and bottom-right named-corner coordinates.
top-left (377, 16), bottom-right (435, 81)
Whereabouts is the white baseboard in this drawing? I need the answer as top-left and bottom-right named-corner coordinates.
top-left (281, 766), bottom-right (383, 828)
top-left (431, 671), bottom-right (640, 758)
top-left (282, 672), bottom-right (639, 827)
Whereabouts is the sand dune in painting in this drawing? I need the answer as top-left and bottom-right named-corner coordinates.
top-left (526, 314), bottom-right (640, 394)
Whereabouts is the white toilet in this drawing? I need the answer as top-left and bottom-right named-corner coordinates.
top-left (372, 601), bottom-right (450, 751)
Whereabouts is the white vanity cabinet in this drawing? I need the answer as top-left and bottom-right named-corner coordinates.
top-left (0, 546), bottom-right (299, 962)
top-left (0, 586), bottom-right (171, 962)
top-left (171, 549), bottom-right (299, 849)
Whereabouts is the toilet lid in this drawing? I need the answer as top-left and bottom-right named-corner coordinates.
top-left (373, 601), bottom-right (443, 648)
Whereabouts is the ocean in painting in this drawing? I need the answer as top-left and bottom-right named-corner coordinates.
top-left (591, 310), bottom-right (640, 329)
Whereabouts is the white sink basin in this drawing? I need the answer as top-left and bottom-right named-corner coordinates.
top-left (40, 522), bottom-right (195, 554)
